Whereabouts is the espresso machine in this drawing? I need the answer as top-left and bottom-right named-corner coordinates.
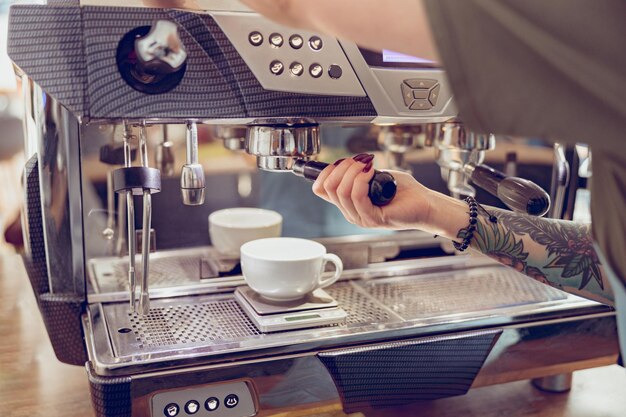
top-left (8, 1), bottom-right (618, 416)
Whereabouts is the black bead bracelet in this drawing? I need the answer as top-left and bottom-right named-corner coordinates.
top-left (452, 196), bottom-right (498, 251)
top-left (453, 196), bottom-right (479, 251)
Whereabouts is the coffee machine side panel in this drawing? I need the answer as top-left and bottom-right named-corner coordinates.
top-left (23, 80), bottom-right (87, 297)
top-left (8, 5), bottom-right (88, 117)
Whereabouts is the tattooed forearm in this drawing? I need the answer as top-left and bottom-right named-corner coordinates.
top-left (458, 207), bottom-right (613, 305)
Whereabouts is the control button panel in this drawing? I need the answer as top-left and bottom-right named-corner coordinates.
top-left (400, 78), bottom-right (440, 110)
top-left (213, 13), bottom-right (365, 96)
top-left (152, 381), bottom-right (256, 417)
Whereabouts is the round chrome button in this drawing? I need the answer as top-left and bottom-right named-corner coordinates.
top-left (289, 34), bottom-right (303, 49)
top-left (290, 62), bottom-right (304, 76)
top-left (204, 397), bottom-right (220, 412)
top-left (309, 63), bottom-right (323, 78)
top-left (248, 31), bottom-right (263, 46)
top-left (328, 64), bottom-right (343, 79)
top-left (269, 60), bottom-right (284, 75)
top-left (269, 33), bottom-right (283, 47)
top-left (184, 400), bottom-right (200, 415)
top-left (309, 36), bottom-right (323, 51)
top-left (163, 403), bottom-right (179, 417)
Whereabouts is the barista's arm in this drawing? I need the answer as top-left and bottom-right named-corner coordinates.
top-left (313, 156), bottom-right (614, 305)
top-left (142, 0), bottom-right (440, 62)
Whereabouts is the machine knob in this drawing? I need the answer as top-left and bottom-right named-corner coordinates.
top-left (135, 20), bottom-right (187, 75)
top-left (468, 164), bottom-right (550, 216)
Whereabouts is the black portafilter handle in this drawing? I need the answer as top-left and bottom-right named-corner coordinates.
top-left (469, 164), bottom-right (551, 216)
top-left (292, 160), bottom-right (397, 207)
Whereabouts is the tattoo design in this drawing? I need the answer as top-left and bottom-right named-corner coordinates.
top-left (458, 209), bottom-right (603, 292)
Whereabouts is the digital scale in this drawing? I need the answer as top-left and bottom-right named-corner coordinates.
top-left (234, 286), bottom-right (348, 332)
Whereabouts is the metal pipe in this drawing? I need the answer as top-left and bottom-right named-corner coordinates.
top-left (123, 124), bottom-right (136, 311)
top-left (139, 190), bottom-right (152, 315)
top-left (549, 143), bottom-right (570, 219)
top-left (186, 121), bottom-right (198, 164)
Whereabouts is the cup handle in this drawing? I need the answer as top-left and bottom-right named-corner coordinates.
top-left (318, 253), bottom-right (343, 289)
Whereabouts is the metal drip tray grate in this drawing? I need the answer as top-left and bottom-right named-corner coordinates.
top-left (128, 299), bottom-right (261, 349)
top-left (326, 283), bottom-right (396, 325)
top-left (88, 247), bottom-right (239, 293)
top-left (102, 266), bottom-right (570, 360)
top-left (360, 267), bottom-right (567, 319)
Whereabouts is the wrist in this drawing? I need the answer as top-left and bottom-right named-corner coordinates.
top-left (422, 190), bottom-right (470, 240)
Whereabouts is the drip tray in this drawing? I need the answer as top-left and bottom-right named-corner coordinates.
top-left (88, 247), bottom-right (239, 293)
top-left (102, 266), bottom-right (567, 360)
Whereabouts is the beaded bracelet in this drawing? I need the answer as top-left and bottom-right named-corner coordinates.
top-left (452, 196), bottom-right (498, 251)
top-left (452, 196), bottom-right (478, 251)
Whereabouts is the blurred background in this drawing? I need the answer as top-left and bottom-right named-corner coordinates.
top-left (0, 0), bottom-right (26, 249)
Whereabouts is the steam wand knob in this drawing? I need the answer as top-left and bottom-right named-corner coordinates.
top-left (292, 160), bottom-right (397, 207)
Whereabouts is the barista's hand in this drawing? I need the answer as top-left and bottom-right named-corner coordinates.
top-left (313, 154), bottom-right (469, 236)
top-left (312, 154), bottom-right (428, 230)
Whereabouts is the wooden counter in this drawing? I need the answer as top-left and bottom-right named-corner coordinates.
top-left (1, 250), bottom-right (624, 417)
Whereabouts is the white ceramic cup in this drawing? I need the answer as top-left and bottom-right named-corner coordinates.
top-left (240, 237), bottom-right (343, 301)
top-left (209, 208), bottom-right (282, 257)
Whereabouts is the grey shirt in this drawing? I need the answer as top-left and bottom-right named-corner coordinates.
top-left (424, 0), bottom-right (626, 356)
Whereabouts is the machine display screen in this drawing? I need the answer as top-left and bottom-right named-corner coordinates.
top-left (359, 47), bottom-right (439, 69)
top-left (382, 49), bottom-right (434, 64)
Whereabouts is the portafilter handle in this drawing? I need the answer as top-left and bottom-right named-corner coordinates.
top-left (467, 163), bottom-right (550, 216)
top-left (292, 160), bottom-right (397, 207)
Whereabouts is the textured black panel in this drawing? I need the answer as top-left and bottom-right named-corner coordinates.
top-left (318, 330), bottom-right (500, 413)
top-left (23, 154), bottom-right (49, 294)
top-left (8, 5), bottom-right (87, 115)
top-left (39, 293), bottom-right (88, 365)
top-left (8, 5), bottom-right (376, 120)
top-left (82, 7), bottom-right (246, 119)
top-left (87, 363), bottom-right (132, 417)
top-left (21, 154), bottom-right (88, 366)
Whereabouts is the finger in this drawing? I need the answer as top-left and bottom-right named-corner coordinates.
top-left (312, 163), bottom-right (336, 202)
top-left (352, 162), bottom-right (382, 227)
top-left (337, 157), bottom-right (374, 224)
top-left (324, 158), bottom-right (358, 222)
top-left (312, 158), bottom-right (347, 202)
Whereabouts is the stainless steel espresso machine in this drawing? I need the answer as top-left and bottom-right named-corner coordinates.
top-left (8, 1), bottom-right (618, 416)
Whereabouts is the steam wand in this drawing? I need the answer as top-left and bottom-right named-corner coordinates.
top-left (112, 123), bottom-right (161, 314)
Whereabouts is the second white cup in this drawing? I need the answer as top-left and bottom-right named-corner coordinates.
top-left (240, 237), bottom-right (343, 301)
top-left (209, 208), bottom-right (282, 258)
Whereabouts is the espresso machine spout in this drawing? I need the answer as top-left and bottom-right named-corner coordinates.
top-left (181, 122), bottom-right (206, 206)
